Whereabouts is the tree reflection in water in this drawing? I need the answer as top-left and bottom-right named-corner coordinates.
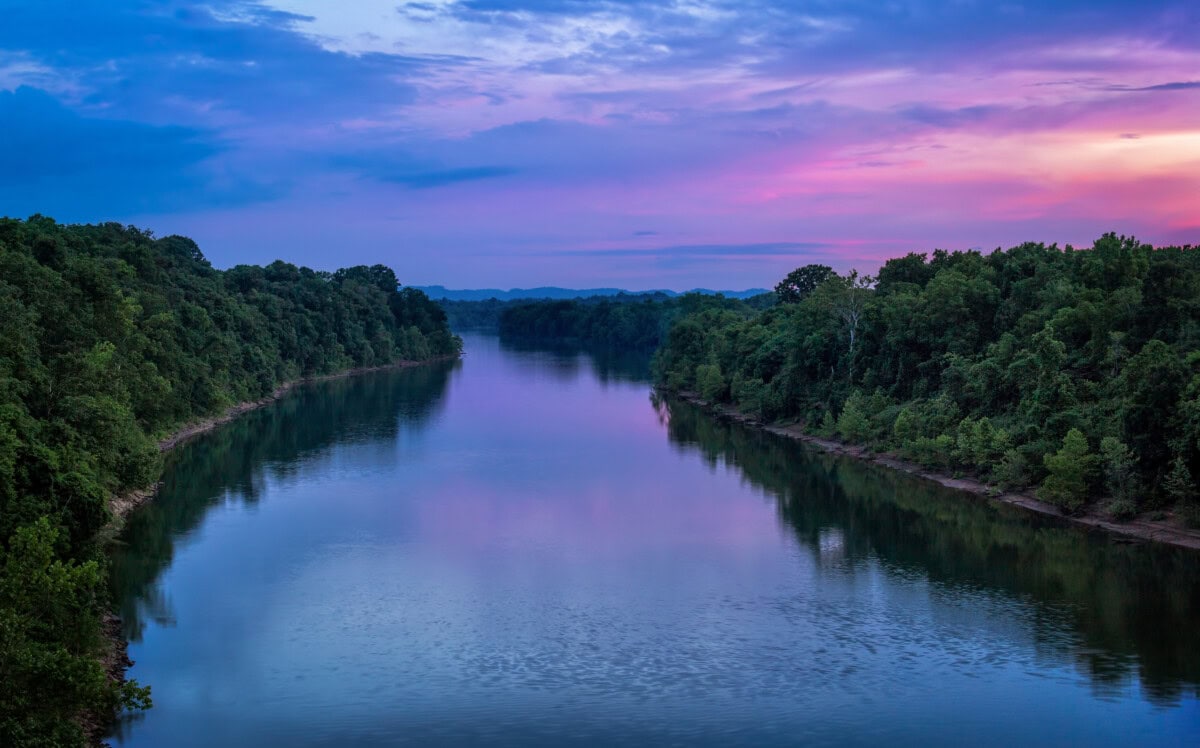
top-left (110, 360), bottom-right (459, 641)
top-left (657, 395), bottom-right (1200, 706)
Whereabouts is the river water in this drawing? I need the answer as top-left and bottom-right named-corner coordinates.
top-left (109, 333), bottom-right (1199, 746)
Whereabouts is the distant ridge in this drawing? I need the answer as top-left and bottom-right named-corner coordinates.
top-left (414, 285), bottom-right (769, 301)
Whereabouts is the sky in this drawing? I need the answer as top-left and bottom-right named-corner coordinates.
top-left (1, 1), bottom-right (1198, 289)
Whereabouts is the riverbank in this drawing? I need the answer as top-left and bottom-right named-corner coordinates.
top-left (672, 391), bottom-right (1200, 552)
top-left (94, 354), bottom-right (458, 746)
top-left (106, 355), bottom-right (460, 523)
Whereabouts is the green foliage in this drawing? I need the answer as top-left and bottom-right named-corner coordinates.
top-left (0, 519), bottom-right (151, 747)
top-left (1099, 437), bottom-right (1140, 504)
top-left (695, 363), bottom-right (725, 401)
top-left (953, 417), bottom-right (1011, 477)
top-left (0, 217), bottom-right (459, 743)
top-left (891, 396), bottom-right (961, 447)
top-left (1163, 457), bottom-right (1198, 505)
top-left (993, 448), bottom-right (1029, 490)
top-left (499, 293), bottom-right (750, 351)
top-left (907, 434), bottom-right (956, 471)
top-left (1104, 497), bottom-right (1138, 521)
top-left (1041, 429), bottom-right (1095, 512)
top-left (858, 390), bottom-right (898, 444)
top-left (775, 264), bottom-right (835, 304)
top-left (655, 235), bottom-right (1200, 510)
top-left (731, 374), bottom-right (766, 416)
top-left (817, 410), bottom-right (836, 437)
top-left (836, 391), bottom-right (870, 443)
top-left (892, 406), bottom-right (920, 446)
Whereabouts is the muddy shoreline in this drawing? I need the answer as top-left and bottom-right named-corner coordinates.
top-left (94, 355), bottom-right (458, 746)
top-left (672, 391), bottom-right (1200, 552)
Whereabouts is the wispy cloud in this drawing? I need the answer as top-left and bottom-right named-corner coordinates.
top-left (383, 166), bottom-right (518, 189)
top-left (1105, 80), bottom-right (1200, 92)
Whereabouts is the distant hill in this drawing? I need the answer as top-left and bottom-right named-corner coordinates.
top-left (414, 285), bottom-right (770, 301)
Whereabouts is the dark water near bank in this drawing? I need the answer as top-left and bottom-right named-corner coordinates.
top-left (110, 334), bottom-right (1200, 746)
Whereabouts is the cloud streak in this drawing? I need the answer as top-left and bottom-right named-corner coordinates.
top-left (384, 166), bottom-right (519, 189)
top-left (564, 242), bottom-right (829, 258)
top-left (1106, 80), bottom-right (1200, 92)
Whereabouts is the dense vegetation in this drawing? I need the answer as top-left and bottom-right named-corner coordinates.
top-left (654, 235), bottom-right (1200, 522)
top-left (0, 216), bottom-right (459, 746)
top-left (496, 293), bottom-right (770, 350)
top-left (438, 297), bottom-right (520, 331)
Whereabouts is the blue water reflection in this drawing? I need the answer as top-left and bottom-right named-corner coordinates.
top-left (109, 334), bottom-right (1200, 746)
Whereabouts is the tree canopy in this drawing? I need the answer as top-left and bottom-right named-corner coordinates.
top-left (774, 264), bottom-right (835, 304)
top-left (654, 234), bottom-right (1200, 519)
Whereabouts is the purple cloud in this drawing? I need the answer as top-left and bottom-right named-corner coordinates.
top-left (0, 0), bottom-right (1196, 287)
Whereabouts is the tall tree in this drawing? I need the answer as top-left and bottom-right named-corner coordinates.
top-left (774, 264), bottom-right (835, 304)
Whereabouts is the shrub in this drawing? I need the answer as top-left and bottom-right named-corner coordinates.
top-left (837, 391), bottom-right (871, 443)
top-left (954, 417), bottom-right (1011, 474)
top-left (905, 434), bottom-right (955, 471)
top-left (993, 448), bottom-right (1028, 490)
top-left (1104, 497), bottom-right (1138, 521)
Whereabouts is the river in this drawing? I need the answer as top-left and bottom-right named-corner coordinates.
top-left (109, 333), bottom-right (1200, 746)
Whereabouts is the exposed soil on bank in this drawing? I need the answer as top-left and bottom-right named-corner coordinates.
top-left (673, 391), bottom-right (1200, 552)
top-left (95, 355), bottom-right (458, 746)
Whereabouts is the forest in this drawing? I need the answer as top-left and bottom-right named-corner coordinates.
top-left (0, 216), bottom-right (459, 746)
top-left (653, 234), bottom-right (1200, 523)
top-left (495, 293), bottom-right (770, 350)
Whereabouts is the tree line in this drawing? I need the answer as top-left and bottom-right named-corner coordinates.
top-left (653, 234), bottom-right (1200, 523)
top-left (496, 293), bottom-right (769, 350)
top-left (0, 216), bottom-right (459, 746)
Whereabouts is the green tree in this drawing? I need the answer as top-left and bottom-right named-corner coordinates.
top-left (817, 409), bottom-right (836, 437)
top-left (837, 391), bottom-right (871, 443)
top-left (774, 264), bottom-right (835, 304)
top-left (1099, 436), bottom-right (1139, 502)
top-left (1163, 456), bottom-right (1197, 504)
top-left (892, 406), bottom-right (919, 446)
top-left (1041, 429), bottom-right (1094, 512)
top-left (814, 271), bottom-right (874, 382)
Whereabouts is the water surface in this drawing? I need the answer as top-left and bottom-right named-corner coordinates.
top-left (110, 333), bottom-right (1200, 746)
